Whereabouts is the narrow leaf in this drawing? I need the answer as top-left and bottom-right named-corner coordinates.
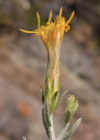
top-left (45, 75), bottom-right (49, 98)
top-left (44, 98), bottom-right (51, 127)
top-left (51, 80), bottom-right (54, 94)
top-left (54, 90), bottom-right (68, 111)
top-left (40, 87), bottom-right (44, 104)
top-left (71, 100), bottom-right (78, 118)
top-left (64, 99), bottom-right (70, 116)
top-left (42, 108), bottom-right (50, 138)
top-left (73, 100), bottom-right (78, 112)
top-left (57, 122), bottom-right (70, 140)
top-left (64, 95), bottom-right (76, 117)
top-left (63, 118), bottom-right (82, 140)
top-left (64, 109), bottom-right (71, 124)
top-left (49, 91), bottom-right (59, 115)
top-left (57, 74), bottom-right (61, 91)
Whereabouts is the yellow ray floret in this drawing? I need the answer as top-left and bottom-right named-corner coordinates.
top-left (47, 10), bottom-right (52, 25)
top-left (37, 11), bottom-right (40, 29)
top-left (19, 7), bottom-right (74, 50)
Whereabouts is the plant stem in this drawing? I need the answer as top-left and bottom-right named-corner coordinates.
top-left (49, 115), bottom-right (56, 140)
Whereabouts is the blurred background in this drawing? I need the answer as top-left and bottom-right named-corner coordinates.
top-left (0, 0), bottom-right (100, 140)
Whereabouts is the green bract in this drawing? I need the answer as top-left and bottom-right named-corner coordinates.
top-left (64, 95), bottom-right (78, 121)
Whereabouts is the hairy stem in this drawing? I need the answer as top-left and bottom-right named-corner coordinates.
top-left (49, 115), bottom-right (56, 140)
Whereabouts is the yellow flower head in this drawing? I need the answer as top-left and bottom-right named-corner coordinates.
top-left (19, 7), bottom-right (74, 97)
top-left (19, 7), bottom-right (74, 53)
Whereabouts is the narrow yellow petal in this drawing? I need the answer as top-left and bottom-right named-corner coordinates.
top-left (34, 33), bottom-right (40, 39)
top-left (37, 11), bottom-right (40, 29)
top-left (54, 15), bottom-right (58, 27)
top-left (65, 11), bottom-right (75, 25)
top-left (62, 17), bottom-right (65, 25)
top-left (19, 28), bottom-right (38, 33)
top-left (59, 7), bottom-right (63, 21)
top-left (48, 10), bottom-right (52, 23)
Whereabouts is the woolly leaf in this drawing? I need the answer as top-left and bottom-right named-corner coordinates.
top-left (54, 90), bottom-right (68, 111)
top-left (64, 95), bottom-right (78, 120)
top-left (49, 91), bottom-right (59, 115)
top-left (51, 79), bottom-right (54, 95)
top-left (57, 122), bottom-right (70, 140)
top-left (64, 109), bottom-right (71, 124)
top-left (65, 95), bottom-right (75, 113)
top-left (40, 87), bottom-right (44, 104)
top-left (71, 100), bottom-right (78, 118)
top-left (57, 74), bottom-right (61, 91)
top-left (44, 98), bottom-right (51, 127)
top-left (45, 75), bottom-right (49, 98)
top-left (63, 118), bottom-right (82, 140)
top-left (42, 108), bottom-right (50, 138)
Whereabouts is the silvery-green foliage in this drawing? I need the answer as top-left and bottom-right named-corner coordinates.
top-left (49, 91), bottom-right (59, 115)
top-left (44, 98), bottom-right (51, 127)
top-left (54, 90), bottom-right (68, 111)
top-left (57, 122), bottom-right (70, 140)
top-left (63, 118), bottom-right (82, 140)
top-left (64, 95), bottom-right (78, 120)
top-left (42, 97), bottom-right (81, 140)
top-left (64, 109), bottom-right (71, 124)
top-left (40, 87), bottom-right (44, 104)
top-left (42, 108), bottom-right (50, 138)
